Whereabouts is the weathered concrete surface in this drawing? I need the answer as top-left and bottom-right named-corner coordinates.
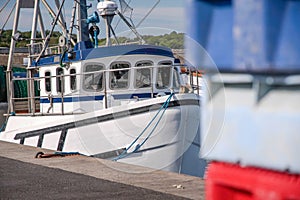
top-left (0, 141), bottom-right (205, 199)
top-left (0, 53), bottom-right (27, 67)
top-left (0, 156), bottom-right (189, 199)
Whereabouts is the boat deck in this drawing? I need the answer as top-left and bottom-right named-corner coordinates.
top-left (0, 141), bottom-right (205, 199)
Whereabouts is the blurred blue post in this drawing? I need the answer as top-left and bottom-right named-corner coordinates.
top-left (185, 0), bottom-right (300, 71)
top-left (187, 0), bottom-right (300, 176)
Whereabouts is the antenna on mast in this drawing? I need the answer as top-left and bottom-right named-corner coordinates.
top-left (97, 0), bottom-right (145, 46)
top-left (97, 0), bottom-right (118, 46)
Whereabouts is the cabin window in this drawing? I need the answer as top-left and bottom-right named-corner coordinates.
top-left (110, 62), bottom-right (130, 89)
top-left (172, 68), bottom-right (180, 89)
top-left (134, 61), bottom-right (153, 88)
top-left (156, 61), bottom-right (172, 89)
top-left (70, 68), bottom-right (77, 91)
top-left (45, 71), bottom-right (51, 92)
top-left (83, 64), bottom-right (104, 91)
top-left (56, 68), bottom-right (64, 93)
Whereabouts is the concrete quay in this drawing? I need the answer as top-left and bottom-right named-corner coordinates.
top-left (0, 141), bottom-right (205, 199)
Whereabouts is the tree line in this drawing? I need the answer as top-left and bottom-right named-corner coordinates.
top-left (0, 30), bottom-right (63, 48)
top-left (0, 30), bottom-right (184, 49)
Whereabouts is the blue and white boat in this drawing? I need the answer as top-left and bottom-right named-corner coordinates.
top-left (0, 0), bottom-right (201, 173)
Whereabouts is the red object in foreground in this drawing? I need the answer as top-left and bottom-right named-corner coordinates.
top-left (206, 162), bottom-right (300, 200)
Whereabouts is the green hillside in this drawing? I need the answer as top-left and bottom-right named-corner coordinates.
top-left (0, 30), bottom-right (184, 49)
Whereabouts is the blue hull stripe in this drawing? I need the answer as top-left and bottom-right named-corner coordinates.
top-left (39, 93), bottom-right (170, 103)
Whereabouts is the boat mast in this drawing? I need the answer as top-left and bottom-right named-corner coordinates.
top-left (40, 0), bottom-right (73, 46)
top-left (54, 0), bottom-right (67, 34)
top-left (6, 0), bottom-right (35, 113)
top-left (68, 1), bottom-right (77, 46)
top-left (27, 0), bottom-right (40, 114)
top-left (76, 0), bottom-right (89, 42)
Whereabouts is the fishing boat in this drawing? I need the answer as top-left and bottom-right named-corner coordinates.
top-left (0, 0), bottom-right (201, 173)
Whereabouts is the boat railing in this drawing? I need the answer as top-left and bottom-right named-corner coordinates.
top-left (179, 65), bottom-right (203, 95)
top-left (10, 71), bottom-right (115, 116)
top-left (27, 42), bottom-right (43, 58)
top-left (27, 42), bottom-right (64, 58)
top-left (9, 64), bottom-right (196, 116)
top-left (47, 45), bottom-right (64, 54)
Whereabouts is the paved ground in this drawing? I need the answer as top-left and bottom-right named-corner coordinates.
top-left (0, 157), bottom-right (188, 200)
top-left (0, 141), bottom-right (205, 199)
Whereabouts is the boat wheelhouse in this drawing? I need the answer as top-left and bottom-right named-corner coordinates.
top-left (36, 43), bottom-right (182, 114)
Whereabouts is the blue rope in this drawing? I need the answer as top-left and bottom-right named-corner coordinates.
top-left (113, 93), bottom-right (174, 161)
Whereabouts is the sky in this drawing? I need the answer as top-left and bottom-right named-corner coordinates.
top-left (0, 0), bottom-right (185, 37)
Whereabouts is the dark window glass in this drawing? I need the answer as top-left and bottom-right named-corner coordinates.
top-left (70, 69), bottom-right (76, 91)
top-left (172, 68), bottom-right (180, 89)
top-left (110, 62), bottom-right (130, 89)
top-left (156, 61), bottom-right (172, 89)
top-left (84, 64), bottom-right (104, 91)
top-left (134, 61), bottom-right (153, 88)
top-left (45, 71), bottom-right (51, 92)
top-left (56, 68), bottom-right (64, 93)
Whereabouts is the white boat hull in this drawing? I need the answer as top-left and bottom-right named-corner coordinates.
top-left (0, 94), bottom-right (200, 173)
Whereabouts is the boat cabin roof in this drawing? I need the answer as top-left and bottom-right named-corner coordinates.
top-left (32, 41), bottom-right (174, 67)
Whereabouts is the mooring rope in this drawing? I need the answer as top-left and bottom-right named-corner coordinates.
top-left (113, 92), bottom-right (174, 161)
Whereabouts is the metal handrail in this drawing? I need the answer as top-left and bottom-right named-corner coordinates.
top-left (10, 64), bottom-right (182, 115)
top-left (26, 42), bottom-right (64, 57)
